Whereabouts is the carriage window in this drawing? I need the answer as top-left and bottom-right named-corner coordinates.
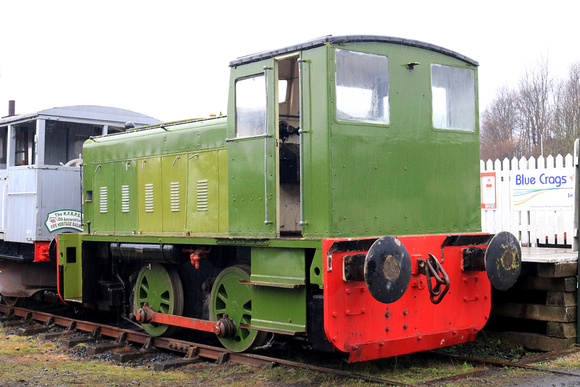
top-left (0, 126), bottom-right (6, 168)
top-left (44, 120), bottom-right (101, 166)
top-left (335, 49), bottom-right (390, 124)
top-left (431, 64), bottom-right (475, 131)
top-left (14, 123), bottom-right (35, 166)
top-left (235, 74), bottom-right (267, 137)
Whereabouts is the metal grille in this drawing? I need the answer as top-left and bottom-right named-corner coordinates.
top-left (99, 186), bottom-right (108, 213)
top-left (145, 183), bottom-right (154, 213)
top-left (197, 180), bottom-right (209, 212)
top-left (170, 182), bottom-right (180, 212)
top-left (121, 185), bottom-right (130, 213)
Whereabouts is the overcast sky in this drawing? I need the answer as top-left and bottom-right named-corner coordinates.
top-left (1, 1), bottom-right (578, 122)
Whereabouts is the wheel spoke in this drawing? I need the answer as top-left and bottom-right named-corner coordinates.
top-left (217, 288), bottom-right (228, 303)
top-left (242, 300), bottom-right (252, 314)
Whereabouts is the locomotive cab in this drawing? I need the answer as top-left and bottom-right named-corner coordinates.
top-left (227, 38), bottom-right (482, 240)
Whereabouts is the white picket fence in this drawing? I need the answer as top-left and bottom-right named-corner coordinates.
top-left (480, 153), bottom-right (576, 248)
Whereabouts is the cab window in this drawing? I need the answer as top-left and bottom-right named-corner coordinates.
top-left (335, 49), bottom-right (390, 125)
top-left (235, 74), bottom-right (267, 137)
top-left (431, 64), bottom-right (475, 131)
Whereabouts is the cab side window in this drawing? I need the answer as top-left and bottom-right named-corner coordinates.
top-left (235, 74), bottom-right (267, 137)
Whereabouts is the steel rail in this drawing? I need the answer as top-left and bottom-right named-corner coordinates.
top-left (424, 351), bottom-right (580, 385)
top-left (440, 352), bottom-right (580, 376)
top-left (0, 304), bottom-right (414, 386)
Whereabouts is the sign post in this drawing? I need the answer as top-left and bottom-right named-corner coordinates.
top-left (481, 172), bottom-right (497, 209)
top-left (511, 169), bottom-right (575, 211)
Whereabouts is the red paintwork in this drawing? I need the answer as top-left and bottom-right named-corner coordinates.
top-left (34, 241), bottom-right (51, 263)
top-left (322, 234), bottom-right (491, 362)
top-left (136, 304), bottom-right (218, 333)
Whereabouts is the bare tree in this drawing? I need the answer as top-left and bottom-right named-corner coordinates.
top-left (481, 58), bottom-right (580, 160)
top-left (515, 58), bottom-right (553, 157)
top-left (480, 87), bottom-right (520, 160)
top-left (547, 62), bottom-right (580, 155)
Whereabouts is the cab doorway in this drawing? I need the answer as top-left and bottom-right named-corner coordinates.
top-left (277, 56), bottom-right (302, 236)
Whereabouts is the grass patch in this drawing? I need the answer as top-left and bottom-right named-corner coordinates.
top-left (541, 351), bottom-right (580, 369)
top-left (0, 326), bottom-right (578, 386)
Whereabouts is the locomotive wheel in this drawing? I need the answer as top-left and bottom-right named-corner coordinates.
top-left (133, 263), bottom-right (184, 336)
top-left (210, 265), bottom-right (267, 352)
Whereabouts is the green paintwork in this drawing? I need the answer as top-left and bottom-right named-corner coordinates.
top-left (75, 37), bottom-right (481, 339)
top-left (81, 163), bottom-right (93, 233)
top-left (57, 233), bottom-right (83, 301)
top-left (210, 265), bottom-right (267, 351)
top-left (251, 286), bottom-right (306, 333)
top-left (137, 156), bottom-right (163, 234)
top-left (250, 247), bottom-right (306, 287)
top-left (326, 44), bottom-right (480, 237)
top-left (83, 118), bottom-right (228, 236)
top-left (134, 263), bottom-right (184, 336)
top-left (299, 47), bottom-right (332, 238)
top-left (93, 162), bottom-right (115, 233)
top-left (227, 60), bottom-right (278, 237)
top-left (84, 118), bottom-right (227, 162)
top-left (114, 159), bottom-right (138, 234)
top-left (186, 149), bottom-right (229, 235)
top-left (250, 247), bottom-right (306, 332)
top-left (161, 154), bottom-right (186, 233)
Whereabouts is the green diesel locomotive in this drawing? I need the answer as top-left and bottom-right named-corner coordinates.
top-left (57, 36), bottom-right (520, 362)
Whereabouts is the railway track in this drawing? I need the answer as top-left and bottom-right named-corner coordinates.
top-left (1, 304), bottom-right (579, 386)
top-left (0, 304), bottom-right (411, 386)
top-left (425, 350), bottom-right (580, 385)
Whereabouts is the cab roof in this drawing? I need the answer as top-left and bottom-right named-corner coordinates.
top-left (230, 35), bottom-right (478, 67)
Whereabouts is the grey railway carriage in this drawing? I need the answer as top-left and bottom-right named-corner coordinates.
top-left (0, 105), bottom-right (159, 303)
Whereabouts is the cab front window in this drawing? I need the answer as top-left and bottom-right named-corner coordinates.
top-left (431, 64), bottom-right (475, 131)
top-left (335, 49), bottom-right (390, 125)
